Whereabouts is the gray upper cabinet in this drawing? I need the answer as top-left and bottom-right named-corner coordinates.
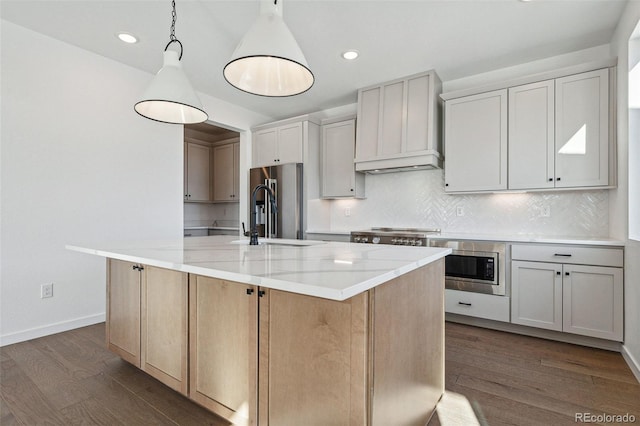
top-left (444, 89), bottom-right (508, 192)
top-left (252, 122), bottom-right (303, 167)
top-left (443, 64), bottom-right (614, 193)
top-left (321, 116), bottom-right (365, 198)
top-left (355, 70), bottom-right (442, 172)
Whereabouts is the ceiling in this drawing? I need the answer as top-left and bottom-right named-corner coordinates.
top-left (1, 0), bottom-right (628, 121)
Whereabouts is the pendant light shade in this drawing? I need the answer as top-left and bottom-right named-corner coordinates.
top-left (135, 49), bottom-right (208, 124)
top-left (224, 0), bottom-right (314, 97)
top-left (135, 0), bottom-right (208, 124)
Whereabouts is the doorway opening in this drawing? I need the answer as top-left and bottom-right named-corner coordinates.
top-left (629, 20), bottom-right (640, 241)
top-left (183, 122), bottom-right (241, 237)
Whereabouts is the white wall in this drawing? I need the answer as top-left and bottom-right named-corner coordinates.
top-left (608, 0), bottom-right (640, 379)
top-left (0, 21), bottom-right (268, 345)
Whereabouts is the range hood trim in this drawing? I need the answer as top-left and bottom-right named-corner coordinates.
top-left (355, 150), bottom-right (442, 173)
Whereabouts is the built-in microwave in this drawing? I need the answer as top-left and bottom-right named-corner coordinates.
top-left (428, 239), bottom-right (507, 296)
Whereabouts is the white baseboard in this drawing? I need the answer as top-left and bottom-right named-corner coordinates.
top-left (0, 313), bottom-right (105, 347)
top-left (621, 345), bottom-right (640, 384)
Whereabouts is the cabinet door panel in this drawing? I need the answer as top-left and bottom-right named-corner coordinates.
top-left (508, 80), bottom-right (555, 189)
top-left (277, 122), bottom-right (303, 164)
top-left (253, 128), bottom-right (278, 167)
top-left (563, 264), bottom-right (623, 341)
top-left (186, 143), bottom-right (211, 201)
top-left (213, 143), bottom-right (235, 201)
top-left (322, 120), bottom-right (356, 197)
top-left (260, 289), bottom-right (367, 426)
top-left (511, 261), bottom-right (562, 331)
top-left (190, 276), bottom-right (257, 426)
top-left (555, 68), bottom-right (609, 187)
top-left (444, 89), bottom-right (507, 192)
top-left (381, 81), bottom-right (404, 156)
top-left (233, 142), bottom-right (240, 199)
top-left (406, 74), bottom-right (430, 153)
top-left (141, 266), bottom-right (188, 394)
top-left (356, 87), bottom-right (381, 160)
top-left (107, 259), bottom-right (141, 367)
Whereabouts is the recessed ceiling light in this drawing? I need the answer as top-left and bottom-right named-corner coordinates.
top-left (117, 32), bottom-right (138, 44)
top-left (342, 50), bottom-right (359, 60)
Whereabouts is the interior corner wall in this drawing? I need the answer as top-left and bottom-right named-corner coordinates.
top-left (608, 1), bottom-right (640, 380)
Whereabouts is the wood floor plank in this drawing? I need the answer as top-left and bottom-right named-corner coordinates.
top-left (1, 395), bottom-right (22, 426)
top-left (2, 340), bottom-right (92, 411)
top-left (59, 397), bottom-right (124, 426)
top-left (0, 358), bottom-right (71, 425)
top-left (541, 356), bottom-right (640, 384)
top-left (102, 357), bottom-right (230, 426)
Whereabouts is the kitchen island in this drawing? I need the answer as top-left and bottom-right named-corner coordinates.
top-left (67, 236), bottom-right (451, 426)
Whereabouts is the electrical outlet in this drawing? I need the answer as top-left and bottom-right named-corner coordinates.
top-left (541, 206), bottom-right (551, 217)
top-left (41, 283), bottom-right (53, 299)
top-left (456, 206), bottom-right (465, 217)
top-left (345, 207), bottom-right (351, 217)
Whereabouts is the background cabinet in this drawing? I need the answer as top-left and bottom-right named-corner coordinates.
top-left (320, 117), bottom-right (364, 198)
top-left (355, 70), bottom-right (442, 171)
top-left (444, 89), bottom-right (508, 192)
top-left (253, 121), bottom-right (303, 167)
top-left (511, 244), bottom-right (623, 341)
top-left (189, 276), bottom-right (257, 426)
top-left (185, 142), bottom-right (212, 202)
top-left (213, 142), bottom-right (239, 202)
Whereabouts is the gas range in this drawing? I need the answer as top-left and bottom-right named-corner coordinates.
top-left (350, 227), bottom-right (441, 246)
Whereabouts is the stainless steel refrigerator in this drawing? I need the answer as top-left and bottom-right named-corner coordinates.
top-left (249, 163), bottom-right (303, 240)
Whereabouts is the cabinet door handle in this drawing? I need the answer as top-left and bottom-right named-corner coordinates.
top-left (554, 253), bottom-right (572, 257)
top-left (565, 272), bottom-right (570, 276)
top-left (246, 288), bottom-right (254, 295)
top-left (258, 290), bottom-right (266, 298)
top-left (458, 302), bottom-right (472, 306)
top-left (548, 178), bottom-right (553, 182)
top-left (556, 271), bottom-right (561, 275)
top-left (556, 177), bottom-right (561, 181)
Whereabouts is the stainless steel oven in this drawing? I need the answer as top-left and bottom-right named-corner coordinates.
top-left (428, 239), bottom-right (507, 296)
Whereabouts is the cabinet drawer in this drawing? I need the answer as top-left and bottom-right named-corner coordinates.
top-left (511, 244), bottom-right (623, 267)
top-left (445, 290), bottom-right (510, 322)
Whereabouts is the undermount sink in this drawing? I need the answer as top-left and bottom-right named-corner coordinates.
top-left (230, 239), bottom-right (325, 247)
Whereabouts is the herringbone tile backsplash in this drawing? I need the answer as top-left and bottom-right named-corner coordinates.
top-left (326, 169), bottom-right (609, 237)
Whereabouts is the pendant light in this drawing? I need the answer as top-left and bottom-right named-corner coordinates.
top-left (224, 0), bottom-right (314, 97)
top-left (134, 0), bottom-right (208, 124)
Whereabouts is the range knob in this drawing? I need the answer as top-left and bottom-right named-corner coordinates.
top-left (372, 236), bottom-right (381, 244)
top-left (415, 240), bottom-right (423, 246)
top-left (361, 237), bottom-right (369, 243)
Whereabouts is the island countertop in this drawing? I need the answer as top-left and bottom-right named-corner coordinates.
top-left (66, 235), bottom-right (451, 301)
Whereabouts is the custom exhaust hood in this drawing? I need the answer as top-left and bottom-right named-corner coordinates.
top-left (354, 70), bottom-right (443, 174)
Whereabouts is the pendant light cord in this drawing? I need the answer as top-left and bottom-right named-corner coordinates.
top-left (164, 0), bottom-right (183, 60)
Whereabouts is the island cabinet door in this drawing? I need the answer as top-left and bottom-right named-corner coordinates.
top-left (140, 266), bottom-right (188, 395)
top-left (189, 276), bottom-right (258, 426)
top-left (258, 289), bottom-right (369, 426)
top-left (106, 259), bottom-right (141, 367)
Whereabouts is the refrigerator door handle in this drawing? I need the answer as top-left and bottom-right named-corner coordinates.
top-left (266, 178), bottom-right (277, 238)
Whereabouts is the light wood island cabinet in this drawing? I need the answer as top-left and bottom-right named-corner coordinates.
top-left (189, 276), bottom-right (257, 426)
top-left (107, 259), bottom-right (188, 394)
top-left (106, 258), bottom-right (445, 426)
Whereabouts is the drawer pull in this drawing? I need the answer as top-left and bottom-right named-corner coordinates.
top-left (553, 253), bottom-right (572, 257)
top-left (458, 302), bottom-right (472, 306)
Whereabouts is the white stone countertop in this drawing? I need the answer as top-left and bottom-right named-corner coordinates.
top-left (184, 226), bottom-right (239, 231)
top-left (66, 236), bottom-right (451, 301)
top-left (307, 229), bottom-right (624, 246)
top-left (430, 232), bottom-right (625, 246)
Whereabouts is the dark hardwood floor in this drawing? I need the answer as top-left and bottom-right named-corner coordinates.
top-left (2, 322), bottom-right (638, 425)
